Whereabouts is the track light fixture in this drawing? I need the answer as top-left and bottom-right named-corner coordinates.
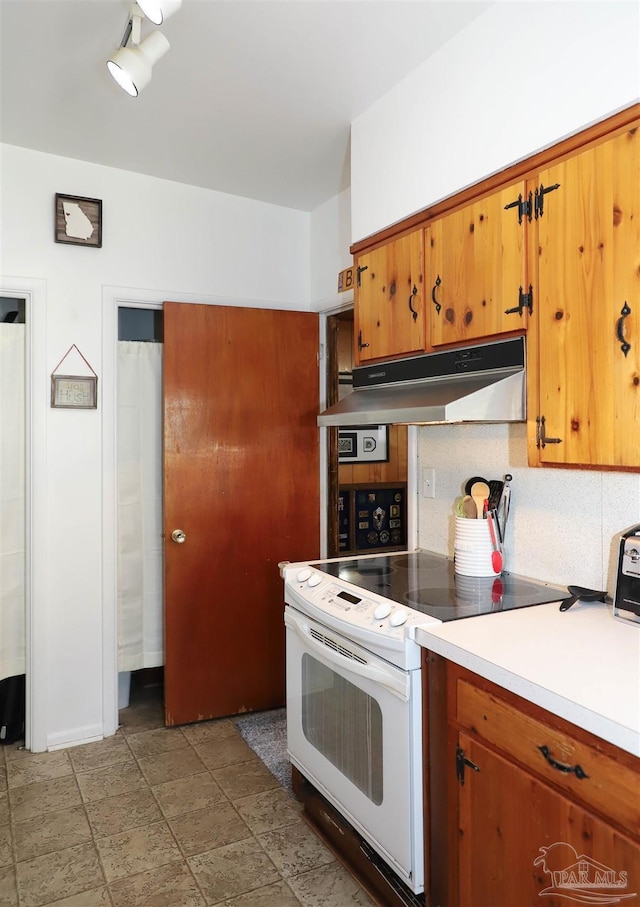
top-left (136, 0), bottom-right (182, 26)
top-left (106, 2), bottom-right (178, 97)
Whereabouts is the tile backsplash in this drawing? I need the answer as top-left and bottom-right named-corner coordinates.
top-left (417, 423), bottom-right (640, 593)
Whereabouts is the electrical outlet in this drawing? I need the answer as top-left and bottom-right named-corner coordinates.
top-left (422, 467), bottom-right (436, 498)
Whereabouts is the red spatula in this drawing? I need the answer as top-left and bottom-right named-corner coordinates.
top-left (487, 510), bottom-right (503, 573)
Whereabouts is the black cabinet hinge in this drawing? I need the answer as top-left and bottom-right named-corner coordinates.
top-left (505, 284), bottom-right (533, 317)
top-left (505, 183), bottom-right (561, 224)
top-left (358, 330), bottom-right (369, 351)
top-left (456, 746), bottom-right (480, 786)
top-left (504, 191), bottom-right (533, 225)
top-left (356, 265), bottom-right (368, 288)
top-left (535, 183), bottom-right (561, 219)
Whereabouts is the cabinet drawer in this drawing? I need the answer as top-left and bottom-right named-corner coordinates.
top-left (456, 679), bottom-right (640, 834)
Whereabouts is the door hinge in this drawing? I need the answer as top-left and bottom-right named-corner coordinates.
top-left (536, 415), bottom-right (562, 448)
top-left (505, 284), bottom-right (533, 317)
top-left (358, 330), bottom-right (369, 351)
top-left (356, 264), bottom-right (368, 288)
top-left (456, 746), bottom-right (480, 786)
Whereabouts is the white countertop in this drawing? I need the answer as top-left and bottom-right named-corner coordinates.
top-left (415, 600), bottom-right (640, 757)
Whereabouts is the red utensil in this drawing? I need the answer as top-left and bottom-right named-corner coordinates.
top-left (487, 510), bottom-right (503, 573)
top-left (491, 577), bottom-right (504, 605)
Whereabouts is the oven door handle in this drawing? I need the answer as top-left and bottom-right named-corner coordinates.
top-left (285, 609), bottom-right (410, 702)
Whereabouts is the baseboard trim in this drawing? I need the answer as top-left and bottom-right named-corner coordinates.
top-left (47, 725), bottom-right (105, 751)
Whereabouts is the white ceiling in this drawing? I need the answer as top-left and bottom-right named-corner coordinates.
top-left (0, 0), bottom-right (491, 211)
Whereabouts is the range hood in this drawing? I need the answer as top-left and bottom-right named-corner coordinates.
top-left (318, 337), bottom-right (526, 427)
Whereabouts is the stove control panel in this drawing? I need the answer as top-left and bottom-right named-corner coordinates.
top-left (285, 567), bottom-right (429, 639)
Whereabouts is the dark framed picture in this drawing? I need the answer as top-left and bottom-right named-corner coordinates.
top-left (54, 194), bottom-right (102, 248)
top-left (338, 425), bottom-right (389, 463)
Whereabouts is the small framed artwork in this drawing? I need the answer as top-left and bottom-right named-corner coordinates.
top-left (51, 375), bottom-right (98, 409)
top-left (54, 193), bottom-right (102, 248)
top-left (338, 425), bottom-right (389, 463)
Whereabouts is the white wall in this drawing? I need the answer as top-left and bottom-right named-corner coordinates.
top-left (351, 1), bottom-right (640, 242)
top-left (416, 424), bottom-right (640, 595)
top-left (310, 187), bottom-right (354, 312)
top-left (2, 145), bottom-right (310, 305)
top-left (1, 143), bottom-right (312, 750)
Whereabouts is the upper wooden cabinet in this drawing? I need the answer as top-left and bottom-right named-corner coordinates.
top-left (530, 125), bottom-right (640, 468)
top-left (426, 182), bottom-right (529, 347)
top-left (354, 228), bottom-right (424, 363)
top-left (350, 107), bottom-right (640, 470)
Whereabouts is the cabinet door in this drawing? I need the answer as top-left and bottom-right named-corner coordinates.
top-left (457, 733), bottom-right (640, 907)
top-left (427, 182), bottom-right (528, 347)
top-left (355, 229), bottom-right (424, 363)
top-left (534, 127), bottom-right (640, 467)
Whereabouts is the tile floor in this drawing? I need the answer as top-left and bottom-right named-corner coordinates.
top-left (0, 687), bottom-right (375, 907)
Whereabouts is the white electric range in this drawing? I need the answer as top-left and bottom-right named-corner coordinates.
top-left (282, 548), bottom-right (562, 901)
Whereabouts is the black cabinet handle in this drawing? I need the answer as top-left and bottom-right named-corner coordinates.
top-left (616, 301), bottom-right (631, 357)
top-left (456, 746), bottom-right (480, 785)
top-left (408, 285), bottom-right (418, 322)
top-left (538, 745), bottom-right (589, 780)
top-left (431, 276), bottom-right (442, 315)
top-left (536, 416), bottom-right (562, 449)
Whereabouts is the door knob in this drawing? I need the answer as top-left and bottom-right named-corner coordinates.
top-left (171, 529), bottom-right (186, 544)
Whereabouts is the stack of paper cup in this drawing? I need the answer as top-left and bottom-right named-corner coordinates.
top-left (454, 516), bottom-right (501, 577)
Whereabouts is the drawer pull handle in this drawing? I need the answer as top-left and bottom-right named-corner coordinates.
top-left (538, 745), bottom-right (589, 779)
top-left (408, 285), bottom-right (419, 322)
top-left (431, 275), bottom-right (442, 315)
top-left (616, 301), bottom-right (631, 357)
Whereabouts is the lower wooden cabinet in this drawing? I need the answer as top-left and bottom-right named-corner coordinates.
top-left (424, 657), bottom-right (640, 907)
top-left (456, 733), bottom-right (639, 907)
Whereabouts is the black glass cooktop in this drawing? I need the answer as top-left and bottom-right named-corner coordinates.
top-left (314, 550), bottom-right (563, 621)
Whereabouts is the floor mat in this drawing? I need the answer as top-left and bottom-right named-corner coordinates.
top-left (232, 707), bottom-right (292, 795)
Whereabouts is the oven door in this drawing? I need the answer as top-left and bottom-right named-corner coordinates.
top-left (284, 605), bottom-right (423, 894)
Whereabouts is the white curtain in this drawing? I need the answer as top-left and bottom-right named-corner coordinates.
top-left (0, 324), bottom-right (26, 682)
top-left (117, 341), bottom-right (164, 671)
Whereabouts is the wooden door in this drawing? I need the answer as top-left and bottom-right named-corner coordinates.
top-left (355, 229), bottom-right (424, 363)
top-left (163, 302), bottom-right (320, 726)
top-left (427, 182), bottom-right (528, 348)
top-left (457, 733), bottom-right (640, 907)
top-left (535, 126), bottom-right (640, 467)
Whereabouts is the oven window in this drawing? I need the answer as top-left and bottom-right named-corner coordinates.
top-left (301, 653), bottom-right (383, 805)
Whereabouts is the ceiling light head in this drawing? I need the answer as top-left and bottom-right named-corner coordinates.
top-left (107, 29), bottom-right (170, 97)
top-left (136, 0), bottom-right (182, 26)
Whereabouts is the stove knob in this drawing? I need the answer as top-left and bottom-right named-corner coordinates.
top-left (373, 603), bottom-right (391, 620)
top-left (308, 573), bottom-right (322, 588)
top-left (389, 609), bottom-right (409, 627)
top-left (296, 568), bottom-right (311, 583)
